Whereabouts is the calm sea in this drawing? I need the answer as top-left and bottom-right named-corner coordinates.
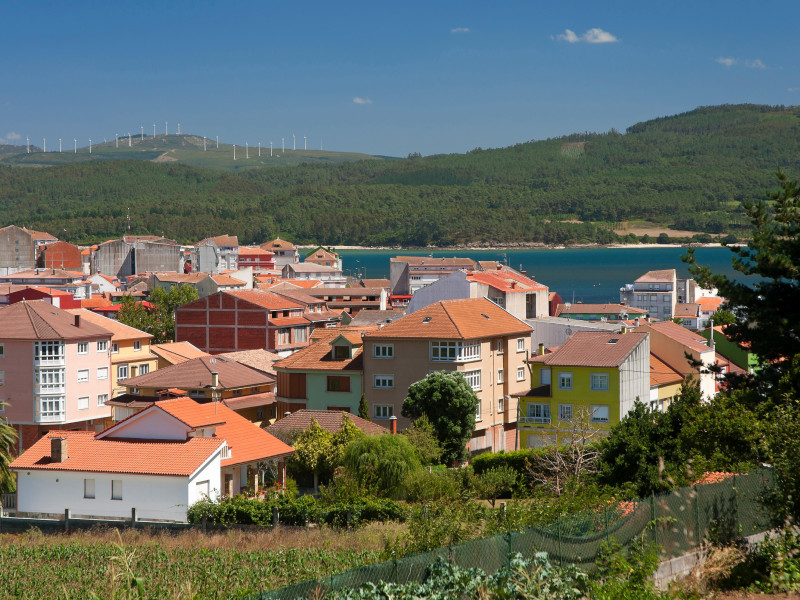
top-left (338, 247), bottom-right (746, 304)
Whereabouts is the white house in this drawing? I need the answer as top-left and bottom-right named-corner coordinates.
top-left (11, 397), bottom-right (294, 522)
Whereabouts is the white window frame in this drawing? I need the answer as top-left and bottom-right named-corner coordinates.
top-left (0, 344), bottom-right (4, 358)
top-left (590, 372), bottom-right (609, 391)
top-left (97, 394), bottom-right (108, 407)
top-left (111, 343), bottom-right (119, 354)
top-left (497, 369), bottom-right (504, 384)
top-left (140, 363), bottom-right (149, 375)
top-left (77, 342), bottom-right (89, 355)
top-left (497, 397), bottom-right (505, 413)
top-left (373, 374), bottom-right (394, 389)
top-left (463, 369), bottom-right (481, 391)
top-left (475, 398), bottom-right (482, 421)
top-left (590, 404), bottom-right (610, 424)
top-left (77, 369), bottom-right (89, 383)
top-left (517, 366), bottom-right (526, 382)
top-left (516, 338), bottom-right (525, 352)
top-left (97, 340), bottom-right (108, 352)
top-left (133, 340), bottom-right (142, 351)
top-left (526, 402), bottom-right (551, 424)
top-left (374, 404), bottom-right (393, 419)
top-left (430, 341), bottom-right (480, 362)
top-left (294, 327), bottom-right (308, 344)
top-left (84, 478), bottom-right (95, 499)
top-left (558, 371), bottom-right (573, 391)
top-left (77, 396), bottom-right (89, 410)
top-left (37, 368), bottom-right (64, 390)
top-left (373, 344), bottom-right (394, 358)
top-left (97, 367), bottom-right (108, 381)
top-left (34, 341), bottom-right (65, 361)
top-left (559, 403), bottom-right (573, 422)
top-left (111, 480), bottom-right (123, 500)
top-left (496, 340), bottom-right (504, 354)
top-left (117, 364), bottom-right (129, 381)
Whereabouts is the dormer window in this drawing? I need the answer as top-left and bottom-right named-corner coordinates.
top-left (333, 345), bottom-right (351, 360)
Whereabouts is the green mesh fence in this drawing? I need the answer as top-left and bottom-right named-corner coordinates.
top-left (256, 470), bottom-right (774, 599)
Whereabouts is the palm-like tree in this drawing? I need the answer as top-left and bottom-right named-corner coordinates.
top-left (0, 401), bottom-right (18, 492)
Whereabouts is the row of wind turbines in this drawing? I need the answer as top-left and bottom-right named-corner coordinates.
top-left (23, 122), bottom-right (321, 159)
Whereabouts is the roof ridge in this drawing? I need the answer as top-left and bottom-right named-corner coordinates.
top-left (438, 301), bottom-right (464, 338)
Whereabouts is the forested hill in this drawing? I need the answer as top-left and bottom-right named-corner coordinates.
top-left (1, 104), bottom-right (798, 246)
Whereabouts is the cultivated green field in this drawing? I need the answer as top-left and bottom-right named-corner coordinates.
top-left (0, 134), bottom-right (382, 171)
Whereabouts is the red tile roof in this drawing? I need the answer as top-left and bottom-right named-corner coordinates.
top-left (698, 297), bottom-right (723, 311)
top-left (199, 234), bottom-right (239, 248)
top-left (261, 237), bottom-right (296, 251)
top-left (530, 331), bottom-right (648, 368)
top-left (274, 329), bottom-right (365, 372)
top-left (223, 392), bottom-right (276, 411)
top-left (467, 270), bottom-right (548, 293)
top-left (239, 247), bottom-right (273, 256)
top-left (0, 300), bottom-right (113, 340)
top-left (650, 354), bottom-right (684, 387)
top-left (10, 431), bottom-right (223, 477)
top-left (150, 342), bottom-right (210, 365)
top-left (218, 349), bottom-right (282, 376)
top-left (225, 289), bottom-right (304, 310)
top-left (641, 321), bottom-right (711, 354)
top-left (556, 303), bottom-right (648, 317)
top-left (123, 355), bottom-right (274, 390)
top-left (392, 256), bottom-right (477, 268)
top-left (634, 269), bottom-right (676, 283)
top-left (265, 410), bottom-right (387, 436)
top-left (363, 298), bottom-right (531, 341)
top-left (66, 309), bottom-right (153, 341)
top-left (674, 303), bottom-right (700, 318)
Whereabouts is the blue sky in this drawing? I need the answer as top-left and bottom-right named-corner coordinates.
top-left (2, 1), bottom-right (798, 157)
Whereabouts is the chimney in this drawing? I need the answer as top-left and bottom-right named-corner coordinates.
top-left (283, 411), bottom-right (291, 419)
top-left (211, 371), bottom-right (219, 388)
top-left (74, 314), bottom-right (80, 327)
top-left (389, 415), bottom-right (397, 434)
top-left (537, 343), bottom-right (545, 356)
top-left (634, 317), bottom-right (640, 328)
top-left (51, 437), bottom-right (67, 462)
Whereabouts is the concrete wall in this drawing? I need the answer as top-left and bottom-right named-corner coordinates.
top-left (618, 335), bottom-right (651, 415)
top-left (406, 271), bottom-right (470, 314)
top-left (0, 226), bottom-right (36, 273)
top-left (94, 240), bottom-right (181, 278)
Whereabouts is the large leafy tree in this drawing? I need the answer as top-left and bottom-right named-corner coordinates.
top-left (118, 284), bottom-right (199, 344)
top-left (342, 434), bottom-right (421, 499)
top-left (402, 371), bottom-right (478, 466)
top-left (290, 415), bottom-right (362, 494)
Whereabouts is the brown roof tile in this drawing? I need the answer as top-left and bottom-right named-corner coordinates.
top-left (0, 300), bottom-right (113, 340)
top-left (556, 303), bottom-right (648, 317)
top-left (274, 329), bottom-right (364, 372)
top-left (265, 409), bottom-right (387, 436)
top-left (534, 331), bottom-right (648, 368)
top-left (150, 342), bottom-right (210, 365)
top-left (640, 321), bottom-right (710, 353)
top-left (650, 354), bottom-right (684, 387)
top-left (123, 355), bottom-right (273, 390)
top-left (225, 289), bottom-right (304, 310)
top-left (634, 269), bottom-right (676, 283)
top-left (218, 349), bottom-right (281, 376)
top-left (66, 309), bottom-right (153, 341)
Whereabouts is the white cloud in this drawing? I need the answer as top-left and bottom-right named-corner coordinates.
top-left (353, 97), bottom-right (372, 105)
top-left (0, 131), bottom-right (22, 145)
top-left (788, 87), bottom-right (798, 92)
top-left (716, 57), bottom-right (737, 67)
top-left (556, 28), bottom-right (618, 44)
top-left (744, 59), bottom-right (766, 69)
top-left (450, 27), bottom-right (471, 34)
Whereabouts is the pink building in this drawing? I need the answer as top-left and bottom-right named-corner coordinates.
top-left (0, 300), bottom-right (113, 452)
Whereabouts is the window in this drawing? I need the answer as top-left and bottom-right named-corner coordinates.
top-left (0, 371), bottom-right (4, 386)
top-left (496, 340), bottom-right (504, 354)
top-left (294, 327), bottom-right (308, 343)
top-left (526, 403), bottom-right (551, 424)
top-left (326, 375), bottom-right (350, 392)
top-left (97, 394), bottom-right (108, 407)
top-left (663, 295), bottom-right (670, 303)
top-left (139, 364), bottom-right (149, 375)
top-left (517, 338), bottom-right (525, 352)
top-left (77, 396), bottom-right (89, 410)
top-left (37, 369), bottom-right (65, 389)
top-left (39, 396), bottom-right (64, 419)
top-left (117, 365), bottom-right (129, 381)
top-left (133, 341), bottom-right (141, 351)
top-left (463, 369), bottom-right (481, 391)
top-left (497, 369), bottom-right (504, 384)
top-left (374, 375), bottom-right (394, 388)
top-left (430, 341), bottom-right (480, 362)
top-left (84, 479), bottom-right (95, 499)
top-left (475, 398), bottom-right (482, 421)
top-left (111, 343), bottom-right (119, 354)
top-left (559, 403), bottom-right (573, 422)
top-left (77, 342), bottom-right (88, 354)
top-left (97, 340), bottom-right (108, 352)
top-left (373, 344), bottom-right (394, 358)
top-left (111, 480), bottom-right (123, 500)
top-left (77, 369), bottom-right (89, 383)
top-left (591, 405), bottom-right (610, 423)
top-left (590, 373), bottom-right (609, 391)
top-left (517, 367), bottom-right (526, 382)
top-left (34, 341), bottom-right (65, 361)
top-left (497, 397), bottom-right (505, 413)
top-left (277, 328), bottom-right (291, 345)
top-left (558, 372), bottom-right (573, 390)
top-left (333, 345), bottom-right (350, 359)
top-left (97, 367), bottom-right (108, 380)
top-left (539, 368), bottom-right (550, 385)
top-left (374, 404), bottom-right (393, 419)
top-left (0, 344), bottom-right (4, 358)
top-left (654, 284), bottom-right (660, 291)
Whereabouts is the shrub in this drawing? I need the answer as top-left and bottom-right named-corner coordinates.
top-left (476, 465), bottom-right (518, 507)
top-left (342, 434), bottom-right (422, 499)
top-left (403, 468), bottom-right (463, 503)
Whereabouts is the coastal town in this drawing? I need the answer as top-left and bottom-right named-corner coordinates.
top-left (0, 224), bottom-right (740, 523)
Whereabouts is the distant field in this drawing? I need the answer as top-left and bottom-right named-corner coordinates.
top-left (613, 221), bottom-right (712, 238)
top-left (0, 135), bottom-right (381, 171)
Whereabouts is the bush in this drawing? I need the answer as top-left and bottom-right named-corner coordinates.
top-left (404, 468), bottom-right (464, 503)
top-left (476, 465), bottom-right (518, 507)
top-left (342, 434), bottom-right (422, 499)
top-left (472, 449), bottom-right (540, 493)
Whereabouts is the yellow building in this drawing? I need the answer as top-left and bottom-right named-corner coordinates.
top-left (518, 331), bottom-right (649, 448)
top-left (68, 309), bottom-right (158, 398)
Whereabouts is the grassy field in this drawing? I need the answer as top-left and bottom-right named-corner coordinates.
top-left (0, 135), bottom-right (382, 171)
top-left (0, 524), bottom-right (402, 599)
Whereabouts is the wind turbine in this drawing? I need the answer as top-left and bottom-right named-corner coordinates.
top-left (128, 132), bottom-right (131, 147)
top-left (258, 142), bottom-right (261, 157)
top-left (89, 138), bottom-right (92, 153)
top-left (177, 123), bottom-right (181, 135)
top-left (141, 126), bottom-right (144, 141)
top-left (165, 121), bottom-right (168, 136)
top-left (115, 132), bottom-right (119, 148)
top-left (233, 144), bottom-right (236, 160)
top-left (292, 134), bottom-right (295, 150)
top-left (245, 142), bottom-right (249, 159)
top-left (74, 138), bottom-right (77, 153)
top-left (59, 138), bottom-right (62, 153)
top-left (270, 141), bottom-right (273, 157)
top-left (216, 135), bottom-right (219, 149)
top-left (304, 135), bottom-right (307, 150)
top-left (43, 138), bottom-right (46, 152)
top-left (203, 137), bottom-right (207, 151)
top-left (153, 123), bottom-right (156, 139)
top-left (281, 137), bottom-right (285, 152)
top-left (26, 136), bottom-right (30, 153)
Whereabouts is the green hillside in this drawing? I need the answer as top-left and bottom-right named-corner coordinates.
top-left (1, 104), bottom-right (798, 246)
top-left (0, 134), bottom-right (381, 171)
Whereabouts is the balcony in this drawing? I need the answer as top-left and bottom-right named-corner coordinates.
top-left (519, 416), bottom-right (551, 425)
top-left (35, 411), bottom-right (66, 424)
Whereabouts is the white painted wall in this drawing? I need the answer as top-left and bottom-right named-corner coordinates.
top-left (618, 335), bottom-right (651, 416)
top-left (104, 409), bottom-right (189, 440)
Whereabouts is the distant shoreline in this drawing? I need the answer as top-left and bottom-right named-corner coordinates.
top-left (300, 242), bottom-right (731, 252)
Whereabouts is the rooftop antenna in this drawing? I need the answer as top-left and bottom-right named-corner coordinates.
top-left (245, 141), bottom-right (249, 159)
top-left (258, 142), bottom-right (261, 157)
top-left (58, 138), bottom-right (62, 153)
top-left (270, 141), bottom-right (273, 157)
top-left (42, 138), bottom-right (46, 152)
top-left (140, 125), bottom-right (144, 141)
top-left (74, 138), bottom-right (77, 153)
top-left (292, 134), bottom-right (295, 150)
top-left (304, 135), bottom-right (307, 150)
top-left (26, 136), bottom-right (30, 153)
top-left (127, 207), bottom-right (131, 232)
top-left (115, 132), bottom-right (119, 148)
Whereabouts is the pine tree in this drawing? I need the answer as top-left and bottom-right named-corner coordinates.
top-left (358, 393), bottom-right (370, 421)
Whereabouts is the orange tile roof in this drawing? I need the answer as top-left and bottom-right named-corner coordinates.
top-left (210, 274), bottom-right (246, 286)
top-left (650, 354), bottom-right (684, 387)
top-left (259, 279), bottom-right (322, 290)
top-left (261, 237), bottom-right (296, 251)
top-left (392, 256), bottom-right (477, 268)
top-left (239, 247), bottom-right (273, 256)
top-left (0, 300), bottom-right (112, 341)
top-left (151, 342), bottom-right (210, 365)
top-left (218, 349), bottom-right (282, 376)
top-left (223, 392), bottom-right (276, 411)
top-left (199, 234), bottom-right (239, 247)
top-left (21, 227), bottom-right (57, 240)
top-left (66, 309), bottom-right (153, 341)
top-left (634, 269), bottom-right (676, 283)
top-left (694, 471), bottom-right (740, 486)
top-left (532, 331), bottom-right (648, 368)
top-left (698, 297), bottom-right (723, 311)
top-left (556, 303), bottom-right (648, 317)
top-left (10, 431), bottom-right (223, 477)
top-left (363, 298), bottom-right (531, 341)
top-left (224, 289), bottom-right (304, 310)
top-left (274, 329), bottom-right (364, 372)
top-left (641, 321), bottom-right (710, 353)
top-left (0, 268), bottom-right (86, 280)
top-left (467, 270), bottom-right (548, 293)
top-left (674, 303), bottom-right (700, 318)
top-left (81, 297), bottom-right (114, 309)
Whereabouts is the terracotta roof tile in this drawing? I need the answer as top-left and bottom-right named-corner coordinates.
top-left (556, 303), bottom-right (648, 317)
top-left (698, 297), bottom-right (723, 311)
top-left (123, 355), bottom-right (273, 390)
top-left (151, 342), bottom-right (210, 365)
top-left (467, 270), bottom-right (548, 293)
top-left (535, 331), bottom-right (648, 368)
top-left (66, 309), bottom-right (153, 341)
top-left (218, 349), bottom-right (281, 376)
top-left (275, 329), bottom-right (365, 372)
top-left (224, 289), bottom-right (304, 310)
top-left (640, 321), bottom-right (710, 353)
top-left (10, 431), bottom-right (223, 477)
top-left (223, 392), bottom-right (276, 411)
top-left (198, 234), bottom-right (239, 247)
top-left (261, 237), bottom-right (296, 251)
top-left (265, 410), bottom-right (387, 436)
top-left (634, 269), bottom-right (676, 283)
top-left (391, 256), bottom-right (477, 268)
top-left (363, 298), bottom-right (531, 340)
top-left (0, 300), bottom-right (113, 340)
top-left (650, 354), bottom-right (684, 387)
top-left (674, 303), bottom-right (700, 318)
